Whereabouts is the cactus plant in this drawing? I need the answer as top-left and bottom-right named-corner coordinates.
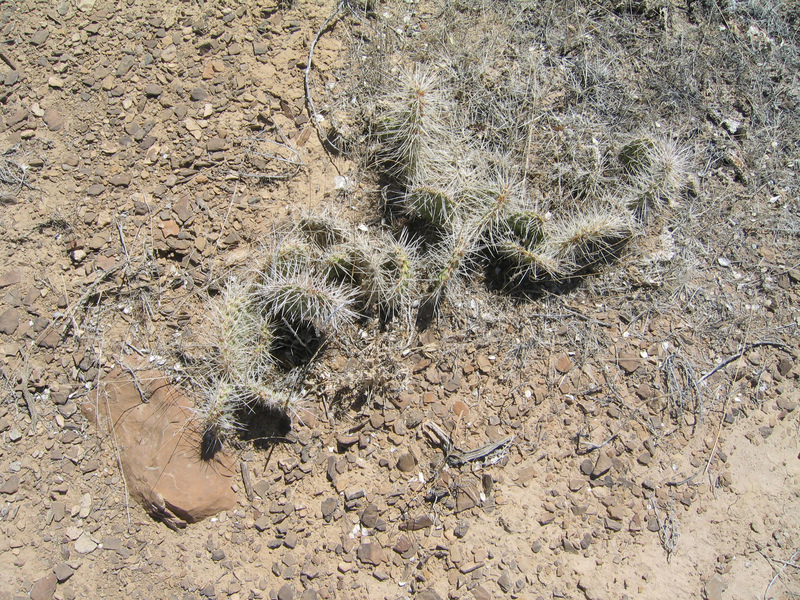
top-left (550, 207), bottom-right (634, 269)
top-left (199, 278), bottom-right (274, 383)
top-left (378, 64), bottom-right (455, 184)
top-left (196, 378), bottom-right (244, 460)
top-left (375, 232), bottom-right (421, 314)
top-left (256, 269), bottom-right (357, 333)
top-left (299, 211), bottom-right (350, 249)
top-left (190, 45), bottom-right (697, 457)
top-left (620, 135), bottom-right (690, 217)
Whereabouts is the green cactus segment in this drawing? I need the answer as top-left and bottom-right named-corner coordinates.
top-left (498, 211), bottom-right (546, 248)
top-left (405, 185), bottom-right (457, 226)
top-left (299, 214), bottom-right (349, 249)
top-left (204, 283), bottom-right (272, 382)
top-left (620, 137), bottom-right (689, 217)
top-left (267, 239), bottom-right (315, 277)
top-left (258, 272), bottom-right (356, 331)
top-left (495, 238), bottom-right (564, 282)
top-left (552, 211), bottom-right (634, 268)
top-left (429, 227), bottom-right (476, 301)
top-left (619, 138), bottom-right (655, 175)
top-left (469, 175), bottom-right (523, 230)
top-left (243, 379), bottom-right (301, 413)
top-left (253, 314), bottom-right (276, 371)
top-left (379, 66), bottom-right (452, 184)
top-left (198, 378), bottom-right (244, 443)
top-left (378, 240), bottom-right (418, 309)
top-left (323, 247), bottom-right (365, 286)
top-left (626, 189), bottom-right (654, 217)
top-left (323, 242), bottom-right (384, 307)
top-left (384, 84), bottom-right (428, 181)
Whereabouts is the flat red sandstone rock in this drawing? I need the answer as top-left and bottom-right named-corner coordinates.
top-left (84, 364), bottom-right (237, 526)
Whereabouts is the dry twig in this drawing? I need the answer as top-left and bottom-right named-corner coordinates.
top-left (700, 341), bottom-right (791, 383)
top-left (304, 1), bottom-right (346, 153)
top-left (764, 547), bottom-right (800, 600)
top-left (650, 496), bottom-right (680, 559)
top-left (20, 371), bottom-right (38, 433)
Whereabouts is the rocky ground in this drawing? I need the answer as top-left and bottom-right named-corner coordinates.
top-left (0, 1), bottom-right (799, 600)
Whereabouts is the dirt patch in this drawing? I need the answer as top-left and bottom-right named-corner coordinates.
top-left (0, 1), bottom-right (799, 600)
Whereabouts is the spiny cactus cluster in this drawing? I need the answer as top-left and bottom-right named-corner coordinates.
top-left (618, 135), bottom-right (691, 218)
top-left (375, 65), bottom-right (690, 298)
top-left (191, 64), bottom-right (692, 453)
top-left (191, 213), bottom-right (423, 453)
top-left (191, 276), bottom-right (293, 456)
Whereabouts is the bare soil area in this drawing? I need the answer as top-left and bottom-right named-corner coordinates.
top-left (0, 1), bottom-right (799, 600)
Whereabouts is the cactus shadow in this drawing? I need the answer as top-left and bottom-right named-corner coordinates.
top-left (236, 405), bottom-right (293, 450)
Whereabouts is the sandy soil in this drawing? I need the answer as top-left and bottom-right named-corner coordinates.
top-left (0, 1), bottom-right (798, 600)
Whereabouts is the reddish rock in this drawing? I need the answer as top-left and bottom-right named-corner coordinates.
top-left (452, 400), bottom-right (469, 417)
top-left (43, 108), bottom-right (64, 131)
top-left (705, 576), bottom-right (728, 600)
top-left (53, 563), bottom-right (74, 582)
top-left (555, 354), bottom-right (572, 373)
top-left (109, 173), bottom-right (131, 187)
top-left (161, 219), bottom-right (180, 238)
top-left (86, 183), bottom-right (105, 196)
top-left (393, 535), bottom-right (412, 554)
top-left (391, 392), bottom-right (413, 410)
top-left (456, 491), bottom-right (476, 513)
top-left (617, 351), bottom-right (640, 374)
top-left (84, 364), bottom-right (237, 525)
top-left (591, 451), bottom-right (612, 478)
top-left (86, 234), bottom-right (108, 250)
top-left (29, 572), bottom-right (57, 600)
top-left (629, 513), bottom-right (643, 532)
top-left (357, 541), bottom-right (386, 566)
top-left (96, 255), bottom-right (117, 271)
top-left (36, 327), bottom-right (60, 348)
top-left (400, 514), bottom-right (433, 531)
top-left (0, 474), bottom-right (20, 494)
top-left (777, 357), bottom-right (792, 377)
top-left (0, 307), bottom-right (20, 335)
top-left (0, 269), bottom-right (22, 288)
top-left (360, 504), bottom-right (380, 528)
top-left (607, 505), bottom-right (625, 521)
top-left (7, 109), bottom-right (28, 126)
top-left (443, 375), bottom-right (462, 392)
top-left (396, 453), bottom-right (417, 472)
top-left (277, 584), bottom-right (294, 600)
top-left (207, 136), bottom-right (229, 152)
top-left (471, 585), bottom-right (491, 600)
top-left (416, 590), bottom-right (443, 600)
top-left (172, 196), bottom-right (194, 223)
top-left (476, 355), bottom-right (492, 373)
